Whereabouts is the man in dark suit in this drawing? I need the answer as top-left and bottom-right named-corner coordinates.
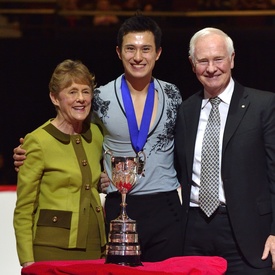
top-left (174, 27), bottom-right (275, 274)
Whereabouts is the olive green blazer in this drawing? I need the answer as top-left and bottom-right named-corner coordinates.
top-left (14, 120), bottom-right (106, 265)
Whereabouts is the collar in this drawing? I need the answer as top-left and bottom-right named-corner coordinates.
top-left (202, 78), bottom-right (234, 109)
top-left (43, 120), bottom-right (92, 144)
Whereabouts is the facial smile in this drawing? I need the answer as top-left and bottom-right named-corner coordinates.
top-left (117, 31), bottom-right (162, 81)
top-left (73, 105), bottom-right (86, 111)
top-left (131, 63), bottom-right (146, 69)
top-left (205, 73), bottom-right (221, 79)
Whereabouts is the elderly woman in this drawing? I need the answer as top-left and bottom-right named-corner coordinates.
top-left (13, 59), bottom-right (106, 268)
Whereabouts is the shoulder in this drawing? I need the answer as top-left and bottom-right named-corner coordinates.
top-left (154, 78), bottom-right (182, 103)
top-left (180, 91), bottom-right (202, 108)
top-left (90, 123), bottom-right (103, 145)
top-left (239, 83), bottom-right (275, 106)
top-left (25, 120), bottom-right (52, 138)
top-left (235, 80), bottom-right (273, 98)
top-left (93, 76), bottom-right (122, 111)
top-left (245, 87), bottom-right (274, 98)
top-left (155, 78), bottom-right (180, 92)
top-left (90, 123), bottom-right (103, 136)
top-left (22, 121), bottom-right (53, 151)
top-left (95, 75), bottom-right (122, 93)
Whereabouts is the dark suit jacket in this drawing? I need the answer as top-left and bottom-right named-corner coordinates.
top-left (175, 81), bottom-right (275, 268)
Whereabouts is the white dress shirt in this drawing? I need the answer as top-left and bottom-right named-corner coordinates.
top-left (190, 78), bottom-right (234, 207)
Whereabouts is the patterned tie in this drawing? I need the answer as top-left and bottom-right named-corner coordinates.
top-left (199, 97), bottom-right (221, 217)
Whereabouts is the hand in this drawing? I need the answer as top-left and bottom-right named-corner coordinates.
top-left (261, 235), bottom-right (275, 269)
top-left (98, 171), bottom-right (110, 193)
top-left (22, 261), bottom-right (35, 268)
top-left (13, 137), bottom-right (26, 172)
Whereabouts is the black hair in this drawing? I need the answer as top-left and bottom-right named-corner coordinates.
top-left (117, 13), bottom-right (162, 52)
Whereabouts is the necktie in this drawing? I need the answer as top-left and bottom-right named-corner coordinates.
top-left (199, 97), bottom-right (221, 217)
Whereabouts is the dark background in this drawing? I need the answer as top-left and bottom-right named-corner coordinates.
top-left (0, 17), bottom-right (275, 184)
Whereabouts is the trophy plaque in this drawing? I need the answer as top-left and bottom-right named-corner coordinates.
top-left (104, 150), bottom-right (145, 266)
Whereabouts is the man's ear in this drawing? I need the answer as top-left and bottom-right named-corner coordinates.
top-left (155, 47), bottom-right (162, 61)
top-left (189, 56), bottom-right (196, 73)
top-left (116, 46), bottom-right (122, 60)
top-left (230, 52), bottom-right (235, 69)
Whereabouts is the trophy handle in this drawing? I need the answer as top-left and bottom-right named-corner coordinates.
top-left (104, 149), bottom-right (113, 158)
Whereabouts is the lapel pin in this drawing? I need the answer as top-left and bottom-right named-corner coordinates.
top-left (241, 105), bottom-right (245, 108)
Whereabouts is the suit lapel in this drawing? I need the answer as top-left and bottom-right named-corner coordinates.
top-left (184, 92), bottom-right (203, 179)
top-left (222, 82), bottom-right (250, 152)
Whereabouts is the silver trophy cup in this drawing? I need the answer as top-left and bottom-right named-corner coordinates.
top-left (104, 150), bottom-right (145, 266)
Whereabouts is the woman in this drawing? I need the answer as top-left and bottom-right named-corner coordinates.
top-left (13, 59), bottom-right (106, 268)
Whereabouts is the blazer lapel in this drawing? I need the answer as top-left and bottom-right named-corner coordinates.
top-left (222, 81), bottom-right (250, 152)
top-left (184, 92), bottom-right (203, 179)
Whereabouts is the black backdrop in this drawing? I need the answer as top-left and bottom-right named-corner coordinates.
top-left (1, 25), bottom-right (275, 184)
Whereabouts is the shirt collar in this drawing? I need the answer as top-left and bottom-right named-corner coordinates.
top-left (202, 78), bottom-right (234, 109)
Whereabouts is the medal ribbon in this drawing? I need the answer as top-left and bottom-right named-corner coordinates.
top-left (121, 75), bottom-right (155, 153)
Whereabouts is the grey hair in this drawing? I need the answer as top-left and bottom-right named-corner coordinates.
top-left (189, 27), bottom-right (235, 62)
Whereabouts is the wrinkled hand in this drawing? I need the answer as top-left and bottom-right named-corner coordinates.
top-left (262, 235), bottom-right (275, 269)
top-left (22, 261), bottom-right (35, 268)
top-left (98, 171), bottom-right (111, 194)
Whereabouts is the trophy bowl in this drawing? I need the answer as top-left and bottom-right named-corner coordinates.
top-left (104, 150), bottom-right (145, 266)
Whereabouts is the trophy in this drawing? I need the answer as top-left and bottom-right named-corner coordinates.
top-left (104, 150), bottom-right (145, 266)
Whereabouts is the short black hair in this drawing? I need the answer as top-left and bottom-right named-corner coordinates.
top-left (117, 13), bottom-right (162, 52)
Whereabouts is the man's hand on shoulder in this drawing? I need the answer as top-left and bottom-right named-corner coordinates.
top-left (13, 138), bottom-right (26, 172)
